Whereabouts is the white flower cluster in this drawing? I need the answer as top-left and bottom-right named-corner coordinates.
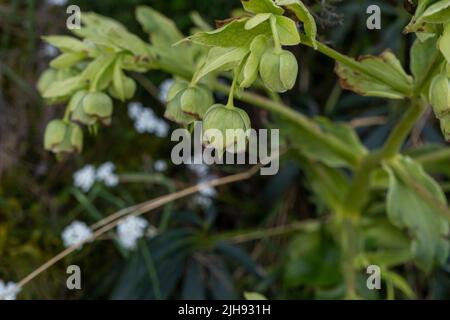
top-left (73, 162), bottom-right (119, 192)
top-left (128, 102), bottom-right (169, 137)
top-left (0, 280), bottom-right (20, 300)
top-left (42, 43), bottom-right (58, 58)
top-left (154, 160), bottom-right (168, 172)
top-left (46, 0), bottom-right (68, 6)
top-left (62, 221), bottom-right (93, 249)
top-left (117, 216), bottom-right (154, 250)
top-left (188, 163), bottom-right (217, 209)
top-left (159, 79), bottom-right (174, 102)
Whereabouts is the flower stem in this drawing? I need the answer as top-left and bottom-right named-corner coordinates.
top-left (270, 15), bottom-right (282, 53)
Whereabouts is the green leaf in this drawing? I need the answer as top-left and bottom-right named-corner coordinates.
top-left (194, 47), bottom-right (249, 83)
top-left (275, 15), bottom-right (300, 46)
top-left (439, 24), bottom-right (450, 63)
top-left (241, 0), bottom-right (284, 15)
top-left (411, 36), bottom-right (438, 81)
top-left (384, 156), bottom-right (449, 272)
top-left (49, 52), bottom-right (86, 69)
top-left (336, 50), bottom-right (413, 99)
top-left (383, 270), bottom-right (416, 299)
top-left (43, 75), bottom-right (85, 99)
top-left (82, 54), bottom-right (116, 91)
top-left (188, 18), bottom-right (271, 48)
top-left (42, 35), bottom-right (89, 53)
top-left (288, 117), bottom-right (367, 168)
top-left (136, 6), bottom-right (184, 47)
top-left (284, 231), bottom-right (341, 288)
top-left (245, 13), bottom-right (272, 30)
top-left (244, 292), bottom-right (267, 300)
top-left (240, 35), bottom-right (269, 88)
top-left (421, 0), bottom-right (450, 23)
top-left (276, 0), bottom-right (317, 48)
top-left (302, 159), bottom-right (350, 211)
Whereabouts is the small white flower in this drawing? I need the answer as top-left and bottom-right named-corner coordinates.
top-left (153, 121), bottom-right (170, 138)
top-left (199, 184), bottom-right (217, 198)
top-left (187, 163), bottom-right (211, 178)
top-left (128, 102), bottom-right (144, 120)
top-left (147, 225), bottom-right (158, 239)
top-left (0, 280), bottom-right (21, 300)
top-left (154, 160), bottom-right (168, 172)
top-left (43, 43), bottom-right (58, 58)
top-left (96, 162), bottom-right (119, 187)
top-left (117, 216), bottom-right (149, 250)
top-left (134, 108), bottom-right (169, 137)
top-left (46, 0), bottom-right (68, 6)
top-left (62, 221), bottom-right (93, 249)
top-left (159, 79), bottom-right (174, 102)
top-left (194, 195), bottom-right (213, 209)
top-left (73, 165), bottom-right (96, 192)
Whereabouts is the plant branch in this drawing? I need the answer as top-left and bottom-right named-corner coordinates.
top-left (12, 165), bottom-right (262, 293)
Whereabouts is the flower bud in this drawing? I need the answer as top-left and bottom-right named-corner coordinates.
top-left (70, 90), bottom-right (97, 126)
top-left (180, 85), bottom-right (214, 119)
top-left (202, 104), bottom-right (251, 152)
top-left (37, 69), bottom-right (58, 94)
top-left (82, 92), bottom-right (114, 126)
top-left (108, 76), bottom-right (136, 101)
top-left (164, 91), bottom-right (195, 126)
top-left (429, 73), bottom-right (450, 118)
top-left (167, 80), bottom-right (189, 101)
top-left (44, 120), bottom-right (83, 155)
top-left (259, 49), bottom-right (298, 93)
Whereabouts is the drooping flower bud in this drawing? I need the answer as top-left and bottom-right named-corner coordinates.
top-left (108, 76), bottom-right (137, 101)
top-left (164, 90), bottom-right (195, 126)
top-left (69, 90), bottom-right (95, 126)
top-left (44, 120), bottom-right (83, 155)
top-left (429, 73), bottom-right (450, 118)
top-left (167, 80), bottom-right (189, 101)
top-left (259, 48), bottom-right (298, 93)
top-left (180, 85), bottom-right (214, 119)
top-left (202, 104), bottom-right (251, 152)
top-left (82, 92), bottom-right (114, 125)
top-left (37, 69), bottom-right (58, 94)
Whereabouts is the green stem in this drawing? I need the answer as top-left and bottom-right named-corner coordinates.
top-left (270, 15), bottom-right (282, 53)
top-left (415, 147), bottom-right (450, 165)
top-left (381, 99), bottom-right (427, 158)
top-left (226, 61), bottom-right (245, 108)
top-left (213, 81), bottom-right (360, 167)
top-left (139, 239), bottom-right (163, 300)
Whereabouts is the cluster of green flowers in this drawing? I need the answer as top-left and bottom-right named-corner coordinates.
top-left (406, 0), bottom-right (450, 140)
top-left (38, 1), bottom-right (316, 157)
top-left (165, 0), bottom-right (315, 152)
top-left (38, 13), bottom-right (152, 158)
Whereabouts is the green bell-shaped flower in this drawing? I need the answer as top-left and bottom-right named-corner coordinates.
top-left (44, 120), bottom-right (83, 155)
top-left (259, 48), bottom-right (298, 93)
top-left (164, 90), bottom-right (195, 126)
top-left (429, 73), bottom-right (450, 118)
top-left (180, 85), bottom-right (214, 119)
top-left (108, 76), bottom-right (136, 101)
top-left (37, 68), bottom-right (80, 104)
top-left (82, 91), bottom-right (114, 125)
top-left (202, 104), bottom-right (251, 152)
top-left (70, 90), bottom-right (97, 126)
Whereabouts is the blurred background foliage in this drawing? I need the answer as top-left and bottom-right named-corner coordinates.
top-left (1, 0), bottom-right (450, 300)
